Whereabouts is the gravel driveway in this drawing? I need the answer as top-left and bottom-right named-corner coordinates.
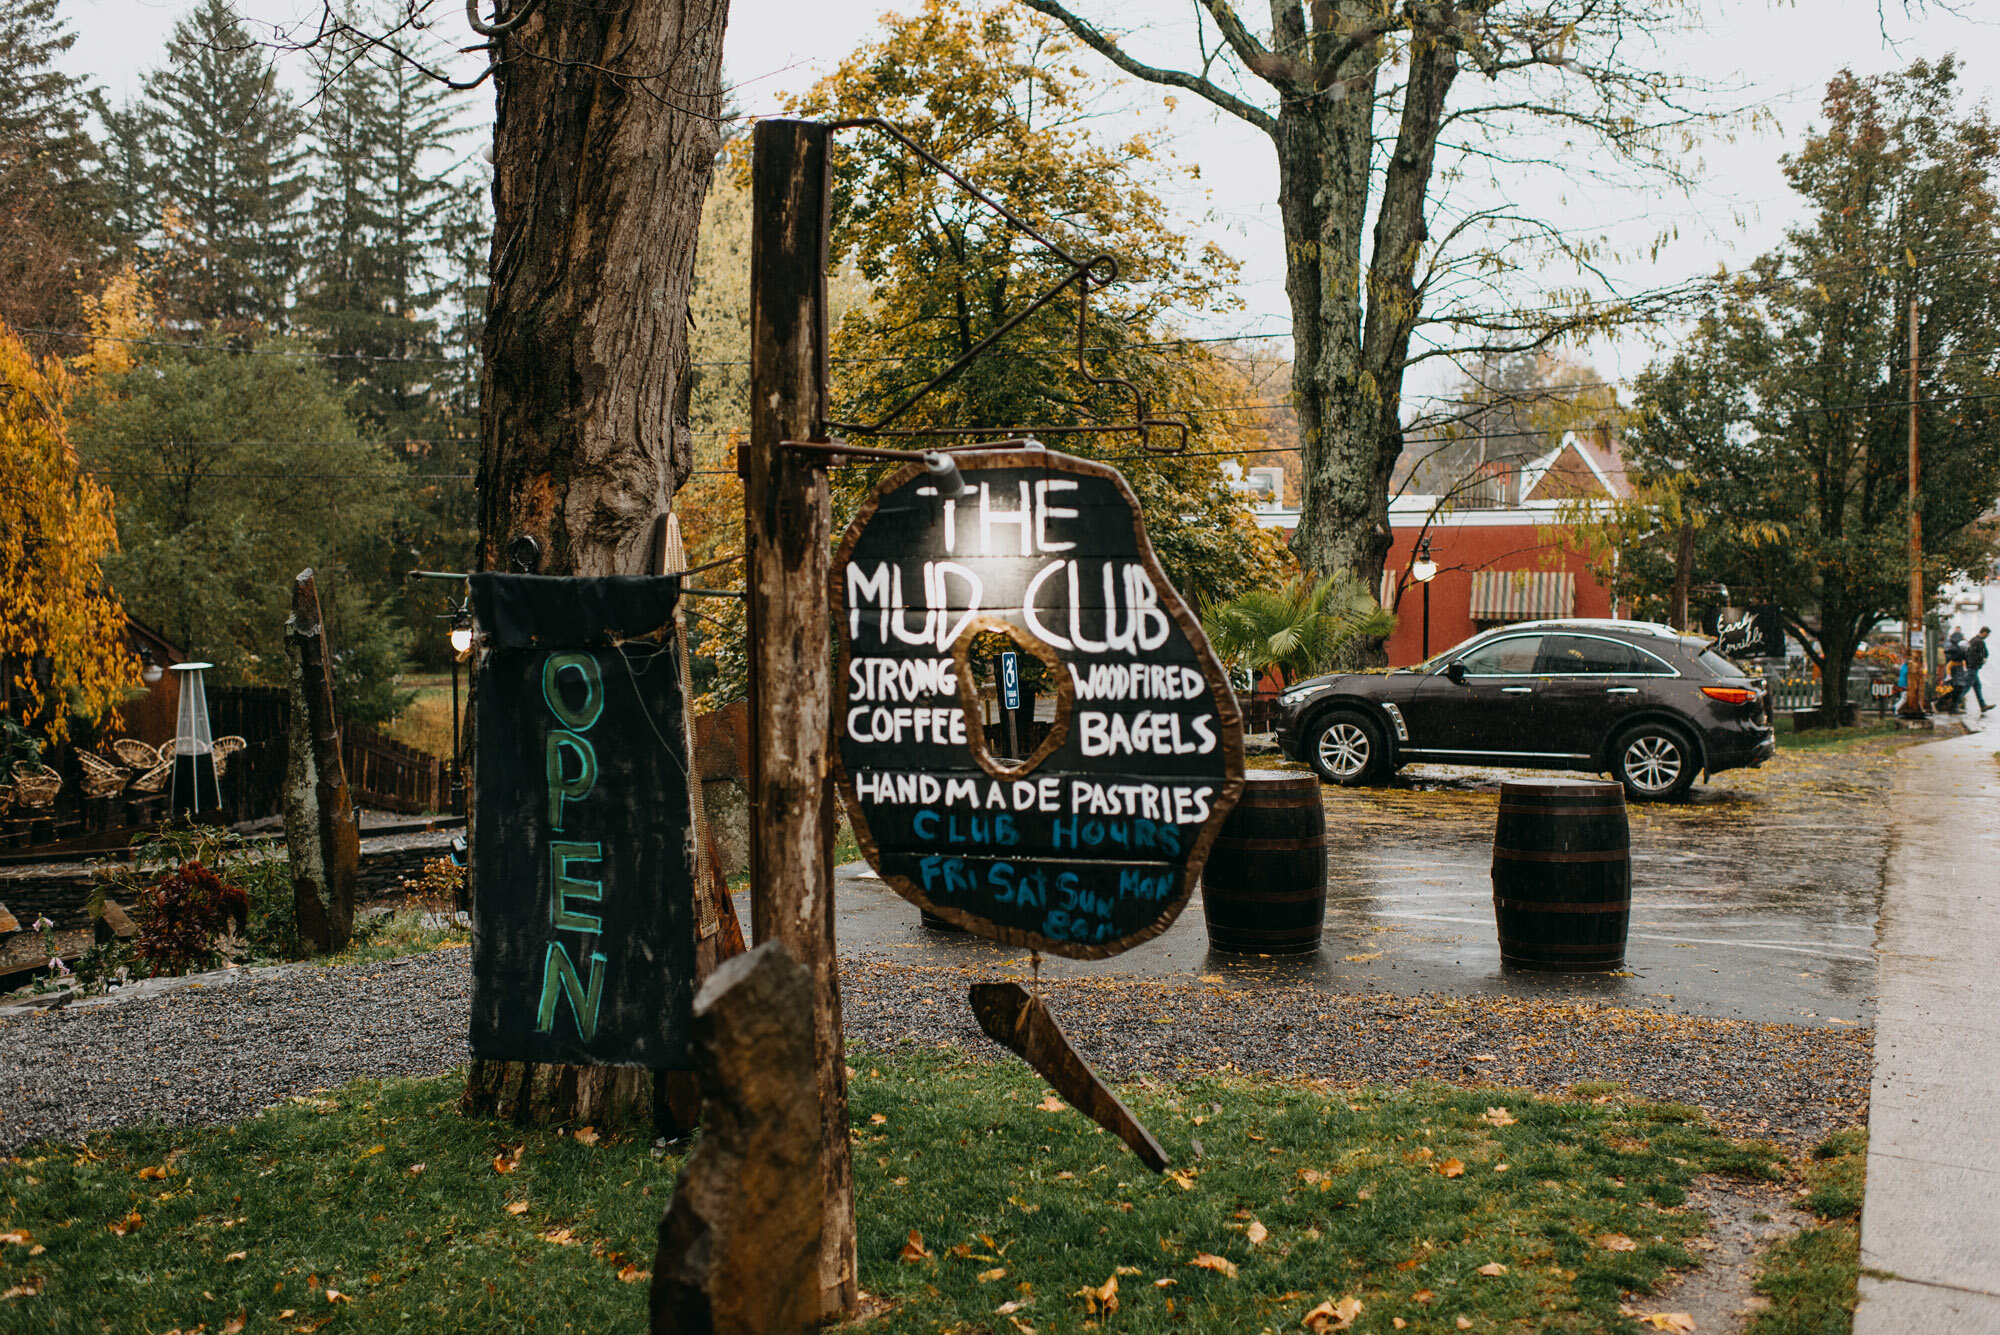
top-left (0, 944), bottom-right (1865, 1152)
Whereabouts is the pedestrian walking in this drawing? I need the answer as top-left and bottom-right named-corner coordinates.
top-left (1941, 631), bottom-right (1970, 715)
top-left (1968, 626), bottom-right (1991, 715)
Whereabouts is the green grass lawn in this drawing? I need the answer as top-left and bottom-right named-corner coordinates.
top-left (1748, 1128), bottom-right (1865, 1335)
top-left (0, 1048), bottom-right (1791, 1334)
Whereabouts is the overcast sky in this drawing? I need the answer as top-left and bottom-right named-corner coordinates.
top-left (55, 0), bottom-right (1999, 394)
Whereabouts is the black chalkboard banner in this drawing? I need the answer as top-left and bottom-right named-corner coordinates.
top-left (467, 573), bottom-right (696, 1070)
top-left (832, 446), bottom-right (1245, 959)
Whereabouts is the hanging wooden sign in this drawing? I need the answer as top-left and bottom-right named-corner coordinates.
top-left (832, 446), bottom-right (1244, 959)
top-left (467, 573), bottom-right (697, 1070)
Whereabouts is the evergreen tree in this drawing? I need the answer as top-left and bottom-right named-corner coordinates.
top-left (0, 0), bottom-right (108, 335)
top-left (142, 0), bottom-right (309, 326)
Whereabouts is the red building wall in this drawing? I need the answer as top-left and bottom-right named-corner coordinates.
top-left (1377, 518), bottom-right (1614, 666)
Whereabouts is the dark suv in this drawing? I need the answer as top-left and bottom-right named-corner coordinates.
top-left (1274, 619), bottom-right (1775, 801)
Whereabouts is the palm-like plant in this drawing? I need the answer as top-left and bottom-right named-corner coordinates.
top-left (1201, 572), bottom-right (1397, 690)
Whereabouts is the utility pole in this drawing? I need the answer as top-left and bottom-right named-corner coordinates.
top-left (1901, 297), bottom-right (1928, 718)
top-left (743, 118), bottom-right (857, 1320)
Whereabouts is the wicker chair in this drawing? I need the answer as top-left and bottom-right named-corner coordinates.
top-left (212, 735), bottom-right (246, 778)
top-left (77, 751), bottom-right (129, 799)
top-left (111, 738), bottom-right (160, 769)
top-left (11, 765), bottom-right (62, 808)
top-left (156, 737), bottom-right (176, 762)
top-left (131, 760), bottom-right (172, 794)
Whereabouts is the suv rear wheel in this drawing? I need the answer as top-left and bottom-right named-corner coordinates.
top-left (1309, 710), bottom-right (1391, 786)
top-left (1612, 722), bottom-right (1697, 802)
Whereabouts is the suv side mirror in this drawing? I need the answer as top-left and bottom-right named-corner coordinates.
top-left (1445, 661), bottom-right (1468, 685)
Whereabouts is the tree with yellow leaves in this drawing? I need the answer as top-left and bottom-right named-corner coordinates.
top-left (0, 320), bottom-right (135, 742)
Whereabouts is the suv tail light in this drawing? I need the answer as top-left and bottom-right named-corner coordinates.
top-left (1702, 685), bottom-right (1758, 705)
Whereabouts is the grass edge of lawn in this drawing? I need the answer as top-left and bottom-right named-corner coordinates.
top-left (1746, 1127), bottom-right (1865, 1335)
top-left (0, 1047), bottom-right (1812, 1334)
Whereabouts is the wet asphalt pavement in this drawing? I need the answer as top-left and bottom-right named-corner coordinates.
top-left (815, 740), bottom-right (1904, 1028)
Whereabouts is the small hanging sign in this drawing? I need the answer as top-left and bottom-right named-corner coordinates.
top-left (832, 446), bottom-right (1244, 959)
top-left (467, 574), bottom-right (697, 1070)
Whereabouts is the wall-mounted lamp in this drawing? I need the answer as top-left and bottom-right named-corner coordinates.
top-left (448, 606), bottom-right (474, 656)
top-left (923, 452), bottom-right (967, 499)
top-left (138, 646), bottom-right (165, 686)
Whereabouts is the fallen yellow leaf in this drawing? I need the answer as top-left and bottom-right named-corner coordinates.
top-left (224, 1250), bottom-right (248, 1262)
top-left (1599, 1233), bottom-right (1639, 1253)
top-left (1188, 1253), bottom-right (1238, 1278)
top-left (979, 1268), bottom-right (1007, 1283)
top-left (869, 1113), bottom-right (888, 1125)
top-left (899, 1229), bottom-right (931, 1263)
top-left (617, 1264), bottom-right (650, 1283)
top-left (326, 1289), bottom-right (350, 1303)
top-left (1115, 1266), bottom-right (1141, 1276)
top-left (223, 1316), bottom-right (246, 1334)
top-left (1073, 1274), bottom-right (1118, 1314)
top-left (138, 1165), bottom-right (168, 1180)
top-left (506, 1202), bottom-right (530, 1216)
top-left (0, 1230), bottom-right (32, 1246)
top-left (1476, 1262), bottom-right (1507, 1276)
top-left (1439, 1159), bottom-right (1466, 1178)
top-left (995, 1296), bottom-right (1033, 1314)
top-left (1036, 1095), bottom-right (1065, 1113)
top-left (1153, 1278), bottom-right (1177, 1288)
top-left (1245, 1220), bottom-right (1269, 1246)
top-left (1457, 1318), bottom-right (1474, 1330)
top-left (1393, 1320), bottom-right (1407, 1330)
top-left (278, 1310), bottom-right (295, 1319)
top-left (1481, 1107), bottom-right (1516, 1127)
top-left (541, 1227), bottom-right (577, 1246)
top-left (1413, 1289), bottom-right (1435, 1305)
top-left (1, 1281), bottom-right (44, 1300)
top-left (573, 1126), bottom-right (600, 1146)
top-left (408, 1163), bottom-right (426, 1176)
top-left (492, 1154), bottom-right (517, 1175)
top-left (108, 1211), bottom-right (143, 1237)
top-left (1169, 1168), bottom-right (1199, 1191)
top-left (1637, 1315), bottom-right (1695, 1332)
top-left (1303, 1295), bottom-right (1364, 1332)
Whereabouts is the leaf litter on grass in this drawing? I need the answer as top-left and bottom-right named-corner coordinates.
top-left (0, 1045), bottom-right (1794, 1333)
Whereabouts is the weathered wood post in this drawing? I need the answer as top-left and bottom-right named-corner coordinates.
top-left (282, 568), bottom-right (359, 952)
top-left (743, 118), bottom-right (857, 1321)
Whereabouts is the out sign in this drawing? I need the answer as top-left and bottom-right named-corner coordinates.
top-left (832, 446), bottom-right (1244, 959)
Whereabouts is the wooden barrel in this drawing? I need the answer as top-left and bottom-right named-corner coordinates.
top-left (1201, 769), bottom-right (1327, 954)
top-left (1491, 779), bottom-right (1630, 972)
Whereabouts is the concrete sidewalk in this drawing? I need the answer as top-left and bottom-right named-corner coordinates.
top-left (1856, 722), bottom-right (2000, 1333)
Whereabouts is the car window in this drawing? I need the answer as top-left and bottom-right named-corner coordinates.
top-left (1456, 635), bottom-right (1544, 675)
top-left (1537, 635), bottom-right (1667, 675)
top-left (1699, 649), bottom-right (1749, 678)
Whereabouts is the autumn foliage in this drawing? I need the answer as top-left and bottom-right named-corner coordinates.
top-left (131, 857), bottom-right (250, 977)
top-left (0, 318), bottom-right (135, 739)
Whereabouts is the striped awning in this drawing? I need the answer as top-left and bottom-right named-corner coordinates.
top-left (1469, 569), bottom-right (1575, 622)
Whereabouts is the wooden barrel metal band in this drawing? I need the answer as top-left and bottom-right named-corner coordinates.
top-left (1496, 803), bottom-right (1625, 816)
top-left (1211, 835), bottom-right (1327, 852)
top-left (1493, 897), bottom-right (1631, 914)
top-left (1497, 938), bottom-right (1624, 956)
top-left (1492, 847), bottom-right (1630, 863)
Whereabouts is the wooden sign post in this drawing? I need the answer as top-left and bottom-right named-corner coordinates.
top-left (832, 447), bottom-right (1244, 956)
top-left (743, 118), bottom-right (857, 1322)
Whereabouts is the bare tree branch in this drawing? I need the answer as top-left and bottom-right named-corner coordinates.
top-left (1018, 0), bottom-right (1278, 134)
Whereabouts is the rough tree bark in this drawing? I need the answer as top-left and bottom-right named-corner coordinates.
top-left (282, 568), bottom-right (358, 953)
top-left (463, 0), bottom-right (729, 1126)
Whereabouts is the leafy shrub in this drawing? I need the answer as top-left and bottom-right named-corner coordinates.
top-left (0, 719), bottom-right (42, 785)
top-left (132, 859), bottom-right (248, 976)
top-left (95, 827), bottom-right (308, 973)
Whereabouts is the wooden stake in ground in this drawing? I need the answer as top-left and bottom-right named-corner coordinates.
top-left (282, 568), bottom-right (359, 953)
top-left (744, 117), bottom-right (856, 1321)
top-left (651, 942), bottom-right (823, 1335)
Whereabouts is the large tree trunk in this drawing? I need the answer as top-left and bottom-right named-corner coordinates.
top-left (476, 0), bottom-right (726, 574)
top-left (1286, 25), bottom-right (1460, 613)
top-left (465, 0), bottom-right (728, 1126)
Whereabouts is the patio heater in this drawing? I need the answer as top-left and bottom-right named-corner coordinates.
top-left (169, 661), bottom-right (222, 819)
top-left (449, 603), bottom-right (473, 815)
